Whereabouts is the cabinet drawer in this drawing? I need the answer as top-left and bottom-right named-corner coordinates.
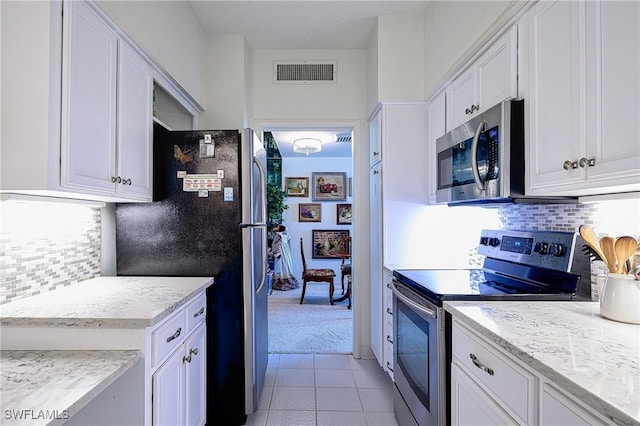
top-left (152, 312), bottom-right (187, 367)
top-left (452, 322), bottom-right (534, 424)
top-left (186, 293), bottom-right (206, 333)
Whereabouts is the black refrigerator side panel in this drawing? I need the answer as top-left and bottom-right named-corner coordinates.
top-left (116, 125), bottom-right (242, 277)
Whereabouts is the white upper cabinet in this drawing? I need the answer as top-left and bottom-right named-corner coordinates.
top-left (117, 41), bottom-right (154, 199)
top-left (446, 26), bottom-right (518, 131)
top-left (369, 110), bottom-right (382, 167)
top-left (525, 0), bottom-right (640, 196)
top-left (61, 1), bottom-right (153, 201)
top-left (61, 0), bottom-right (119, 195)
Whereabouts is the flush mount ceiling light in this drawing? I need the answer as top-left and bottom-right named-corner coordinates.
top-left (293, 138), bottom-right (321, 155)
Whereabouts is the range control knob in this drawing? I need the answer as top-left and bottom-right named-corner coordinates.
top-left (480, 237), bottom-right (489, 246)
top-left (549, 243), bottom-right (565, 257)
top-left (488, 237), bottom-right (500, 247)
top-left (534, 242), bottom-right (549, 255)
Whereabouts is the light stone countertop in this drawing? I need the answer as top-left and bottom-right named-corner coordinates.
top-left (0, 349), bottom-right (142, 426)
top-left (0, 276), bottom-right (214, 328)
top-left (444, 301), bottom-right (640, 425)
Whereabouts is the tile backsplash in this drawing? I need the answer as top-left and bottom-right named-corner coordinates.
top-left (0, 200), bottom-right (101, 304)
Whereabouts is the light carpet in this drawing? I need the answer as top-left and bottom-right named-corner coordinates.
top-left (268, 284), bottom-right (353, 354)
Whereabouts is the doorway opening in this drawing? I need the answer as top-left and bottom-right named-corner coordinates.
top-left (262, 125), bottom-right (355, 355)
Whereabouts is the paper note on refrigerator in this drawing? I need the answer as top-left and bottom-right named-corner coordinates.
top-left (183, 174), bottom-right (222, 192)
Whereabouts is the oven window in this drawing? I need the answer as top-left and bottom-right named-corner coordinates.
top-left (396, 300), bottom-right (430, 410)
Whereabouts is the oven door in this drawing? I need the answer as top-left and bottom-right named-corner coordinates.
top-left (392, 278), bottom-right (446, 426)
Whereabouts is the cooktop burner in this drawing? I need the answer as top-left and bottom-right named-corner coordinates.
top-left (393, 229), bottom-right (592, 306)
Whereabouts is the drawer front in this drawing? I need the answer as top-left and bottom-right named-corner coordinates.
top-left (452, 321), bottom-right (534, 423)
top-left (186, 293), bottom-right (207, 332)
top-left (152, 311), bottom-right (187, 367)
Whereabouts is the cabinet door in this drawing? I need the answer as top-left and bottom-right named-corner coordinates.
top-left (369, 163), bottom-right (383, 365)
top-left (153, 347), bottom-right (185, 426)
top-left (477, 26), bottom-right (518, 114)
top-left (369, 109), bottom-right (382, 167)
top-left (445, 68), bottom-right (476, 130)
top-left (61, 0), bottom-right (118, 194)
top-left (117, 41), bottom-right (153, 200)
top-left (427, 93), bottom-right (446, 204)
top-left (451, 364), bottom-right (517, 426)
top-left (541, 384), bottom-right (598, 426)
top-left (584, 1), bottom-right (640, 186)
top-left (185, 324), bottom-right (206, 426)
top-left (527, 0), bottom-right (587, 191)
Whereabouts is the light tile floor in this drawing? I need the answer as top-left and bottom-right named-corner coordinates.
top-left (245, 353), bottom-right (400, 426)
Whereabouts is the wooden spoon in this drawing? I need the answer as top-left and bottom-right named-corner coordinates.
top-left (599, 236), bottom-right (618, 274)
top-left (579, 225), bottom-right (608, 265)
top-left (614, 236), bottom-right (638, 274)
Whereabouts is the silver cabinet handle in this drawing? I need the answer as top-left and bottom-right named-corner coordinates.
top-left (121, 178), bottom-right (132, 185)
top-left (193, 307), bottom-right (205, 318)
top-left (166, 327), bottom-right (182, 343)
top-left (373, 151), bottom-right (379, 157)
top-left (386, 307), bottom-right (393, 316)
top-left (579, 157), bottom-right (596, 168)
top-left (386, 362), bottom-right (394, 372)
top-left (563, 160), bottom-right (578, 170)
top-left (470, 353), bottom-right (494, 376)
top-left (386, 282), bottom-right (392, 289)
top-left (190, 347), bottom-right (199, 356)
top-left (386, 335), bottom-right (393, 344)
top-left (111, 176), bottom-right (122, 183)
top-left (183, 353), bottom-right (192, 363)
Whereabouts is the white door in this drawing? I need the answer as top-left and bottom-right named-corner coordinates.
top-left (116, 41), bottom-right (154, 200)
top-left (61, 0), bottom-right (117, 194)
top-left (526, 0), bottom-right (586, 190)
top-left (152, 348), bottom-right (185, 426)
top-left (185, 324), bottom-right (206, 426)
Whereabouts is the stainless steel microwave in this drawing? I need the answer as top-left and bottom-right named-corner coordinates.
top-left (436, 99), bottom-right (526, 205)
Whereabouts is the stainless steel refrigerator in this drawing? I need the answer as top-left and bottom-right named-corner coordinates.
top-left (115, 123), bottom-right (268, 425)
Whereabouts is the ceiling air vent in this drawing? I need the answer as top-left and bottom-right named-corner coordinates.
top-left (274, 61), bottom-right (337, 85)
top-left (335, 133), bottom-right (352, 143)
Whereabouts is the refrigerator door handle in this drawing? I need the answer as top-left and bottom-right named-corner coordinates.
top-left (239, 223), bottom-right (266, 228)
top-left (254, 156), bottom-right (268, 294)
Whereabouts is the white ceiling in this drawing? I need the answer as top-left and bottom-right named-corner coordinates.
top-left (186, 0), bottom-right (431, 157)
top-left (187, 1), bottom-right (431, 50)
top-left (270, 128), bottom-right (353, 158)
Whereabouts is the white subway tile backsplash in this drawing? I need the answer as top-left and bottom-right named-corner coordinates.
top-left (0, 201), bottom-right (101, 304)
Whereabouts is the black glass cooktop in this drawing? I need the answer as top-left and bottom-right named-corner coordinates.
top-left (393, 262), bottom-right (580, 306)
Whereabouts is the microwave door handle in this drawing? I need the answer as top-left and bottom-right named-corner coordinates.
top-left (471, 121), bottom-right (487, 191)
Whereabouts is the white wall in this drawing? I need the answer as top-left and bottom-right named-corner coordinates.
top-left (280, 157), bottom-right (353, 280)
top-left (97, 0), bottom-right (206, 106)
top-left (250, 49), bottom-right (366, 122)
top-left (422, 1), bottom-right (512, 97)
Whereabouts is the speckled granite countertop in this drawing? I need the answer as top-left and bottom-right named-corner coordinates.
top-left (0, 350), bottom-right (141, 426)
top-left (0, 276), bottom-right (213, 328)
top-left (444, 301), bottom-right (640, 425)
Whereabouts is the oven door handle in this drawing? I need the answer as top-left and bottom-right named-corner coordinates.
top-left (471, 120), bottom-right (487, 191)
top-left (392, 282), bottom-right (437, 318)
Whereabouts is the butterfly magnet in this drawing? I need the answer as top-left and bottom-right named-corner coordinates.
top-left (173, 145), bottom-right (194, 164)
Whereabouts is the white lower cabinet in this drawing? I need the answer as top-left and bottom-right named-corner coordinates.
top-left (152, 323), bottom-right (206, 426)
top-left (148, 293), bottom-right (207, 426)
top-left (451, 363), bottom-right (517, 425)
top-left (451, 319), bottom-right (612, 426)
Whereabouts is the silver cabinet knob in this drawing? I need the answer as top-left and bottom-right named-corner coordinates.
top-left (579, 157), bottom-right (596, 168)
top-left (563, 160), bottom-right (578, 170)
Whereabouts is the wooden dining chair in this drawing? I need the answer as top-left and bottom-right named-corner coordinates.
top-left (299, 237), bottom-right (337, 305)
top-left (337, 236), bottom-right (352, 295)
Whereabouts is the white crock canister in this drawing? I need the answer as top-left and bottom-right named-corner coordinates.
top-left (599, 273), bottom-right (640, 324)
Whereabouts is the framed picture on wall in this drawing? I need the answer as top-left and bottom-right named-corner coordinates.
top-left (299, 203), bottom-right (321, 222)
top-left (312, 229), bottom-right (350, 259)
top-left (336, 204), bottom-right (352, 225)
top-left (285, 177), bottom-right (309, 197)
top-left (311, 172), bottom-right (347, 201)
